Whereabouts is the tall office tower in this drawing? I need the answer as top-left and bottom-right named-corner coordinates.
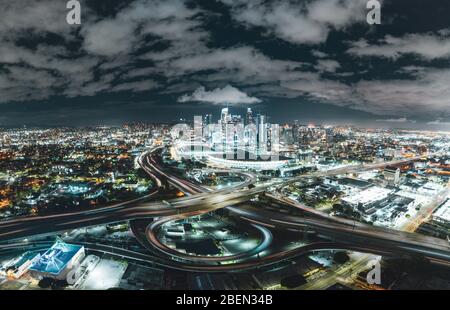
top-left (221, 107), bottom-right (229, 125)
top-left (292, 124), bottom-right (299, 144)
top-left (246, 108), bottom-right (253, 125)
top-left (203, 114), bottom-right (212, 127)
top-left (325, 127), bottom-right (334, 144)
top-left (256, 114), bottom-right (267, 152)
top-left (230, 114), bottom-right (242, 125)
top-left (268, 123), bottom-right (280, 154)
top-left (193, 115), bottom-right (203, 142)
top-left (281, 126), bottom-right (294, 146)
top-left (224, 113), bottom-right (243, 150)
top-left (245, 123), bottom-right (257, 155)
top-left (220, 108), bottom-right (229, 146)
top-left (295, 125), bottom-right (309, 147)
top-left (202, 114), bottom-right (213, 141)
top-left (245, 109), bottom-right (256, 153)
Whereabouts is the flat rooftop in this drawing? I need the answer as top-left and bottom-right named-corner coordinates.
top-left (29, 240), bottom-right (83, 275)
top-left (342, 186), bottom-right (392, 206)
top-left (13, 251), bottom-right (38, 268)
top-left (338, 177), bottom-right (371, 188)
top-left (433, 199), bottom-right (450, 223)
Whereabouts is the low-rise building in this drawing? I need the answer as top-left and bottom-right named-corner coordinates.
top-left (432, 199), bottom-right (450, 228)
top-left (29, 239), bottom-right (85, 281)
top-left (342, 186), bottom-right (392, 213)
top-left (384, 166), bottom-right (401, 185)
top-left (3, 251), bottom-right (39, 279)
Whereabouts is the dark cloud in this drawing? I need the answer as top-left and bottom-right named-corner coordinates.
top-left (0, 0), bottom-right (449, 128)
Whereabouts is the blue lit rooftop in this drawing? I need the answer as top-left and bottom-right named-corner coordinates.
top-left (29, 239), bottom-right (83, 275)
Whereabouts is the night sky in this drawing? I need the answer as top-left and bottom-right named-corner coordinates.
top-left (1, 0), bottom-right (450, 129)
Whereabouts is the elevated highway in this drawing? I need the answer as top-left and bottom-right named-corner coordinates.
top-left (0, 146), bottom-right (448, 271)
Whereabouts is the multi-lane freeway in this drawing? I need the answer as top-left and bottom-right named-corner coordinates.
top-left (133, 147), bottom-right (450, 269)
top-left (0, 148), bottom-right (258, 241)
top-left (0, 146), bottom-right (449, 272)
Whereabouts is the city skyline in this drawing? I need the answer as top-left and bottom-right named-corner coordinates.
top-left (1, 121), bottom-right (449, 291)
top-left (0, 0), bottom-right (450, 130)
top-left (0, 0), bottom-right (450, 295)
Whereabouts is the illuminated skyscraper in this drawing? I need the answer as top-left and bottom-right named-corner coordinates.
top-left (203, 114), bottom-right (212, 127)
top-left (220, 107), bottom-right (229, 125)
top-left (246, 108), bottom-right (253, 125)
top-left (220, 108), bottom-right (229, 146)
top-left (256, 114), bottom-right (267, 152)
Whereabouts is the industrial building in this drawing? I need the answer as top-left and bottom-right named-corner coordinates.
top-left (29, 239), bottom-right (85, 280)
top-left (432, 199), bottom-right (450, 228)
top-left (383, 166), bottom-right (401, 185)
top-left (342, 186), bottom-right (393, 213)
top-left (3, 251), bottom-right (39, 279)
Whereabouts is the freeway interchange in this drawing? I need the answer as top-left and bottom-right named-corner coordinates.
top-left (0, 146), bottom-right (449, 272)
